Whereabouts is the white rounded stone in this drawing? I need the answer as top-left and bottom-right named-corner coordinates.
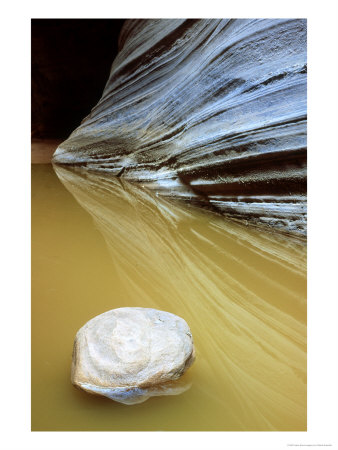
top-left (71, 307), bottom-right (195, 404)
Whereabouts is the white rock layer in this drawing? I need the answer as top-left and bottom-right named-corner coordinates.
top-left (71, 307), bottom-right (195, 404)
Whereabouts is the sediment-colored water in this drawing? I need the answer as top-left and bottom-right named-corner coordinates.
top-left (31, 164), bottom-right (306, 431)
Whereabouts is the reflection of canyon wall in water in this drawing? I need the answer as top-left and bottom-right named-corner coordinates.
top-left (55, 165), bottom-right (306, 431)
top-left (53, 19), bottom-right (307, 236)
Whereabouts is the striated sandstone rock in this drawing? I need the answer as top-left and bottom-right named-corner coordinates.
top-left (53, 19), bottom-right (307, 235)
top-left (71, 307), bottom-right (195, 405)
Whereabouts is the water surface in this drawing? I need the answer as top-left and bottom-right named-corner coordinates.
top-left (31, 164), bottom-right (306, 431)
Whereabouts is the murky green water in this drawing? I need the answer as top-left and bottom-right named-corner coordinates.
top-left (31, 164), bottom-right (306, 431)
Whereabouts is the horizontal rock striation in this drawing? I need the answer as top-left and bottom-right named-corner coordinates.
top-left (52, 19), bottom-right (307, 235)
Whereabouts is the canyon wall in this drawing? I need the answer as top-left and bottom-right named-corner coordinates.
top-left (53, 19), bottom-right (307, 235)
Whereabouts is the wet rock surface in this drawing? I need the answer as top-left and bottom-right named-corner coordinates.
top-left (71, 307), bottom-right (195, 404)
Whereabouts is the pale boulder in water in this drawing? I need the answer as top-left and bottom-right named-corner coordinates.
top-left (71, 307), bottom-right (195, 404)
